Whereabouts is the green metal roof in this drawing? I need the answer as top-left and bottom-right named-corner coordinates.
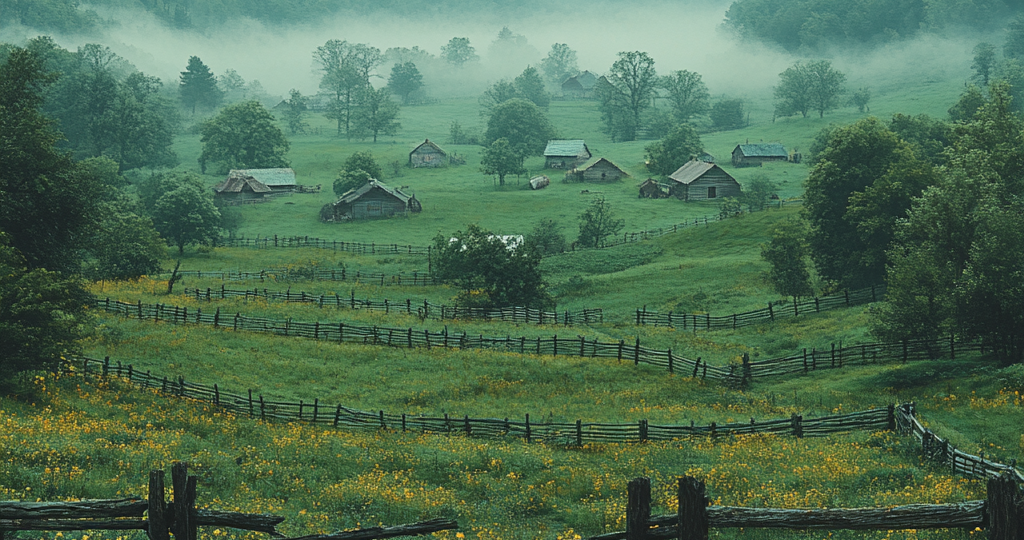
top-left (735, 143), bottom-right (787, 157)
top-left (544, 140), bottom-right (589, 157)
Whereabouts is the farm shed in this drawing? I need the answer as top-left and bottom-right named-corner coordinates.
top-left (320, 180), bottom-right (421, 222)
top-left (638, 178), bottom-right (669, 199)
top-left (731, 143), bottom-right (788, 167)
top-left (668, 159), bottom-right (741, 201)
top-left (544, 140), bottom-right (591, 169)
top-left (561, 71), bottom-right (598, 98)
top-left (567, 157), bottom-right (629, 183)
top-left (409, 139), bottom-right (447, 168)
top-left (212, 173), bottom-right (272, 203)
top-left (529, 175), bottom-right (550, 190)
top-left (228, 168), bottom-right (297, 192)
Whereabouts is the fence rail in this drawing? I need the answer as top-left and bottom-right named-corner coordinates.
top-left (72, 357), bottom-right (1024, 484)
top-left (588, 474), bottom-right (1022, 540)
top-left (0, 462), bottom-right (456, 540)
top-left (220, 236), bottom-right (431, 256)
top-left (636, 286), bottom-right (885, 330)
top-left (78, 356), bottom-right (899, 445)
top-left (180, 287), bottom-right (602, 326)
top-left (164, 269), bottom-right (437, 287)
top-left (95, 298), bottom-right (988, 385)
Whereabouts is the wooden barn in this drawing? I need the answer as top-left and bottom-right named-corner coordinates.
top-left (731, 143), bottom-right (788, 167)
top-left (228, 168), bottom-right (297, 193)
top-left (638, 178), bottom-right (669, 199)
top-left (561, 71), bottom-right (598, 99)
top-left (212, 173), bottom-right (272, 203)
top-left (668, 160), bottom-right (741, 201)
top-left (544, 140), bottom-right (591, 169)
top-left (567, 157), bottom-right (629, 183)
top-left (409, 139), bottom-right (447, 168)
top-left (320, 180), bottom-right (421, 222)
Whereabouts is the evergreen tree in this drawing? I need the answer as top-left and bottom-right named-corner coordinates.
top-left (178, 56), bottom-right (222, 114)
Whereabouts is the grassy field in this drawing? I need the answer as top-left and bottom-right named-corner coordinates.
top-left (5, 59), bottom-right (1024, 540)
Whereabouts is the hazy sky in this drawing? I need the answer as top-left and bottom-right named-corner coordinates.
top-left (2, 0), bottom-right (974, 99)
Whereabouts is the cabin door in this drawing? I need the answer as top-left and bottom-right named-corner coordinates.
top-left (707, 186), bottom-right (717, 198)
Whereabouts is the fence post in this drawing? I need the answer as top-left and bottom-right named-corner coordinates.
top-left (635, 338), bottom-right (641, 365)
top-left (626, 477), bottom-right (651, 540)
top-left (768, 303), bottom-right (774, 321)
top-left (741, 353), bottom-right (751, 385)
top-left (171, 462), bottom-right (197, 540)
top-left (148, 469), bottom-right (169, 540)
top-left (677, 476), bottom-right (709, 540)
top-left (987, 473), bottom-right (1021, 540)
top-left (639, 419), bottom-right (648, 442)
top-left (576, 419), bottom-right (583, 446)
top-left (886, 404), bottom-right (896, 431)
top-left (525, 413), bottom-right (531, 443)
top-left (668, 349), bottom-right (674, 373)
top-left (790, 414), bottom-right (803, 438)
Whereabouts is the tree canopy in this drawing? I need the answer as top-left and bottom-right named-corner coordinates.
top-left (440, 37), bottom-right (477, 66)
top-left (775, 61), bottom-right (846, 119)
top-left (480, 137), bottom-right (527, 186)
top-left (577, 197), bottom-right (624, 249)
top-left (179, 55), bottom-right (222, 114)
top-left (151, 172), bottom-right (222, 254)
top-left (660, 70), bottom-right (710, 122)
top-left (483, 98), bottom-right (556, 157)
top-left (387, 62), bottom-right (423, 104)
top-left (432, 224), bottom-right (549, 309)
top-left (644, 124), bottom-right (704, 176)
top-left (352, 86), bottom-right (401, 142)
top-left (198, 100), bottom-right (289, 174)
top-left (540, 43), bottom-right (578, 85)
top-left (596, 51), bottom-right (657, 142)
top-left (314, 40), bottom-right (382, 137)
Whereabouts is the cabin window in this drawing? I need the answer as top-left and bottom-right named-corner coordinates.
top-left (707, 186), bottom-right (717, 198)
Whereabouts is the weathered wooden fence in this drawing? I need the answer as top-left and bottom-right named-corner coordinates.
top-left (587, 474), bottom-right (1022, 540)
top-left (94, 298), bottom-right (986, 384)
top-left (0, 462), bottom-right (284, 539)
top-left (180, 287), bottom-right (602, 326)
top-left (166, 269), bottom-right (437, 287)
top-left (0, 462), bottom-right (457, 540)
top-left (80, 356), bottom-right (899, 445)
top-left (220, 236), bottom-right (431, 256)
top-left (635, 285), bottom-right (885, 330)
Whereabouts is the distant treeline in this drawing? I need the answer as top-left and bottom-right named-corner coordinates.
top-left (725, 0), bottom-right (1020, 52)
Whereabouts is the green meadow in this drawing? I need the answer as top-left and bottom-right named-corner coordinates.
top-left (6, 60), bottom-right (1024, 540)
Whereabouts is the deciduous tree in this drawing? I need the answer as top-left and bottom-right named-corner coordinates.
top-left (577, 197), bottom-right (624, 249)
top-left (283, 89), bottom-right (308, 134)
top-left (596, 51), bottom-right (657, 141)
top-left (352, 86), bottom-right (401, 142)
top-left (775, 60), bottom-right (845, 119)
top-left (644, 123), bottom-right (704, 176)
top-left (760, 220), bottom-right (813, 304)
top-left (314, 40), bottom-right (382, 136)
top-left (480, 137), bottom-right (526, 186)
top-left (151, 172), bottom-right (222, 254)
top-left (432, 224), bottom-right (549, 308)
top-left (514, 66), bottom-right (550, 108)
top-left (971, 42), bottom-right (997, 85)
top-left (198, 100), bottom-right (289, 174)
top-left (711, 98), bottom-right (745, 130)
top-left (483, 98), bottom-right (556, 157)
top-left (441, 37), bottom-right (477, 67)
top-left (387, 61), bottom-right (423, 104)
top-left (540, 43), bottom-right (578, 85)
top-left (660, 70), bottom-right (710, 122)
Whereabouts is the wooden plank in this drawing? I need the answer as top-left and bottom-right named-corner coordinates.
top-left (0, 519), bottom-right (148, 531)
top-left (703, 500), bottom-right (985, 529)
top-left (280, 518), bottom-right (457, 540)
top-left (148, 470), bottom-right (169, 540)
top-left (0, 500), bottom-right (147, 520)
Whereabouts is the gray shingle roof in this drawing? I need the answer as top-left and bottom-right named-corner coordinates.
top-left (668, 160), bottom-right (736, 185)
top-left (544, 140), bottom-right (589, 157)
top-left (229, 168), bottom-right (296, 187)
top-left (735, 143), bottom-right (787, 158)
top-left (213, 175), bottom-right (272, 194)
top-left (336, 180), bottom-right (411, 205)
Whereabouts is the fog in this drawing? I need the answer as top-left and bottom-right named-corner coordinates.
top-left (1, 0), bottom-right (977, 101)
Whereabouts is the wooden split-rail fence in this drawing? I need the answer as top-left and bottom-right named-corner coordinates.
top-left (181, 287), bottom-right (602, 326)
top-left (635, 285), bottom-right (885, 330)
top-left (74, 357), bottom-right (1024, 483)
top-left (166, 268), bottom-right (438, 287)
top-left (588, 474), bottom-right (1022, 540)
top-left (95, 298), bottom-right (987, 385)
top-left (0, 462), bottom-right (457, 540)
top-left (221, 236), bottom-right (431, 256)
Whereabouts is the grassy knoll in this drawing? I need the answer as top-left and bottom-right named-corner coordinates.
top-left (1, 370), bottom-right (995, 540)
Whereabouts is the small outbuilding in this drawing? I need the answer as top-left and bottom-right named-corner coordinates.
top-left (567, 157), bottom-right (629, 183)
top-left (668, 160), bottom-right (742, 201)
top-left (731, 143), bottom-right (788, 167)
top-left (320, 180), bottom-right (421, 222)
top-left (544, 140), bottom-right (591, 169)
top-left (529, 175), bottom-right (550, 190)
top-left (228, 168), bottom-right (297, 192)
top-left (561, 71), bottom-right (599, 98)
top-left (409, 139), bottom-right (447, 168)
top-left (212, 173), bottom-right (272, 204)
top-left (638, 178), bottom-right (669, 199)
